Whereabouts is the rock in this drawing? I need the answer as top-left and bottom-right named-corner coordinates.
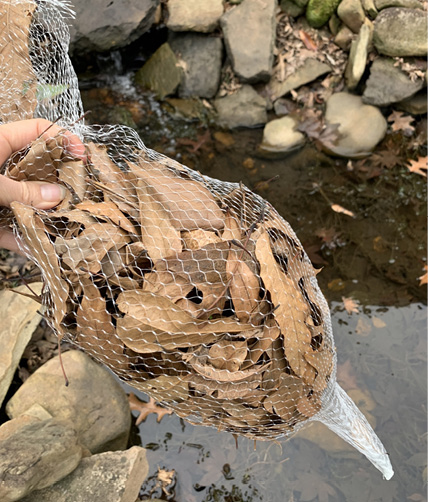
top-left (328, 13), bottom-right (342, 35)
top-left (397, 89), bottom-right (428, 115)
top-left (306, 0), bottom-right (341, 28)
top-left (322, 92), bottom-right (387, 157)
top-left (220, 0), bottom-right (277, 83)
top-left (375, 0), bottom-right (424, 9)
top-left (280, 0), bottom-right (305, 17)
top-left (373, 8), bottom-right (428, 57)
top-left (345, 20), bottom-right (373, 89)
top-left (0, 418), bottom-right (82, 502)
top-left (258, 116), bottom-right (305, 157)
top-left (267, 59), bottom-right (332, 101)
top-left (0, 405), bottom-right (52, 440)
top-left (170, 33), bottom-right (222, 98)
top-left (6, 350), bottom-right (131, 454)
top-left (19, 447), bottom-right (148, 502)
top-left (69, 0), bottom-right (158, 53)
top-left (166, 0), bottom-right (224, 32)
top-left (0, 284), bottom-right (42, 408)
top-left (134, 43), bottom-right (182, 99)
top-left (334, 25), bottom-right (355, 51)
top-left (164, 98), bottom-right (206, 120)
top-left (363, 57), bottom-right (425, 106)
top-left (337, 0), bottom-right (366, 33)
top-left (214, 85), bottom-right (267, 128)
top-left (362, 0), bottom-right (378, 18)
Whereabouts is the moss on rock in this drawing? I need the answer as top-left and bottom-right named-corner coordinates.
top-left (306, 0), bottom-right (342, 28)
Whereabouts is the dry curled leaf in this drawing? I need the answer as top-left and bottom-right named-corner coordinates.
top-left (330, 203), bottom-right (356, 218)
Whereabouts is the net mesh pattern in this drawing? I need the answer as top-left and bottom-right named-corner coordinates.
top-left (0, 0), bottom-right (393, 479)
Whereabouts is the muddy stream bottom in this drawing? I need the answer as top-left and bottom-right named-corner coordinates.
top-left (82, 79), bottom-right (426, 501)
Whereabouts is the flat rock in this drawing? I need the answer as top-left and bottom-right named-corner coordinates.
top-left (221, 0), bottom-right (277, 83)
top-left (375, 0), bottom-right (424, 9)
top-left (363, 57), bottom-right (425, 106)
top-left (6, 350), bottom-right (131, 454)
top-left (397, 89), bottom-right (428, 115)
top-left (334, 25), bottom-right (354, 50)
top-left (170, 33), bottom-right (223, 98)
top-left (70, 0), bottom-right (158, 53)
top-left (0, 283), bottom-right (42, 408)
top-left (166, 0), bottom-right (224, 32)
top-left (214, 85), bottom-right (267, 129)
top-left (322, 92), bottom-right (387, 157)
top-left (345, 20), bottom-right (373, 89)
top-left (267, 58), bottom-right (332, 101)
top-left (20, 446), bottom-right (148, 502)
top-left (0, 418), bottom-right (82, 502)
top-left (134, 43), bottom-right (182, 99)
top-left (258, 116), bottom-right (305, 157)
top-left (337, 0), bottom-right (366, 33)
top-left (373, 8), bottom-right (428, 57)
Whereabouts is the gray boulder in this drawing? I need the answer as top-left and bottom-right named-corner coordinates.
top-left (0, 284), bottom-right (42, 408)
top-left (322, 92), bottom-right (387, 157)
top-left (221, 0), bottom-right (277, 83)
top-left (20, 447), bottom-right (149, 502)
top-left (6, 350), bottom-right (131, 454)
top-left (214, 85), bottom-right (267, 128)
top-left (166, 0), bottom-right (224, 32)
top-left (373, 8), bottom-right (428, 57)
top-left (375, 0), bottom-right (424, 9)
top-left (363, 57), bottom-right (425, 106)
top-left (70, 0), bottom-right (159, 53)
top-left (337, 0), bottom-right (366, 33)
top-left (170, 33), bottom-right (223, 98)
top-left (0, 417), bottom-right (82, 502)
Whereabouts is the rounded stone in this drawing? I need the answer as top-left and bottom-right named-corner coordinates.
top-left (259, 116), bottom-right (305, 156)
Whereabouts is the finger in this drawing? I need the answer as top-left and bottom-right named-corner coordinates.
top-left (0, 227), bottom-right (22, 253)
top-left (0, 118), bottom-right (86, 164)
top-left (0, 174), bottom-right (66, 209)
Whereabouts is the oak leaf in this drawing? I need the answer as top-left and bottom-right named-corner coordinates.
top-left (128, 393), bottom-right (172, 424)
top-left (406, 156), bottom-right (427, 177)
top-left (342, 296), bottom-right (359, 314)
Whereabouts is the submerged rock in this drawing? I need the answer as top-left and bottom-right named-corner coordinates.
top-left (134, 43), bottom-right (182, 99)
top-left (267, 58), bottom-right (332, 101)
top-left (20, 447), bottom-right (149, 502)
top-left (166, 0), bottom-right (224, 32)
top-left (373, 8), bottom-right (428, 57)
top-left (221, 0), bottom-right (277, 83)
top-left (0, 284), bottom-right (42, 408)
top-left (70, 0), bottom-right (158, 53)
top-left (258, 116), bottom-right (305, 157)
top-left (170, 33), bottom-right (223, 98)
top-left (6, 350), bottom-right (131, 454)
top-left (214, 85), bottom-right (267, 128)
top-left (322, 92), bottom-right (387, 157)
top-left (0, 417), bottom-right (82, 502)
top-left (363, 57), bottom-right (425, 106)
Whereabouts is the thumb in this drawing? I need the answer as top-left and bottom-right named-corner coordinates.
top-left (0, 175), bottom-right (67, 210)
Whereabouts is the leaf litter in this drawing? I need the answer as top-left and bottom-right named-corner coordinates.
top-left (6, 131), bottom-right (336, 441)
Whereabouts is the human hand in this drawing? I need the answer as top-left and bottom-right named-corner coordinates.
top-left (0, 118), bottom-right (86, 252)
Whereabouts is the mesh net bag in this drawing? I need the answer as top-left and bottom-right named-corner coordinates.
top-left (0, 0), bottom-right (393, 479)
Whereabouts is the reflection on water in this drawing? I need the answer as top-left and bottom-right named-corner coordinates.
top-left (124, 302), bottom-right (426, 502)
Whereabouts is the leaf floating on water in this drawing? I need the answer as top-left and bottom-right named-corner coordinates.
top-left (342, 296), bottom-right (359, 314)
top-left (128, 393), bottom-right (173, 424)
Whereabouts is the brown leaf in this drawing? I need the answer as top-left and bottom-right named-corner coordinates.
top-left (406, 156), bottom-right (427, 177)
top-left (54, 222), bottom-right (130, 274)
top-left (304, 348), bottom-right (334, 393)
top-left (263, 373), bottom-right (303, 421)
top-left (222, 208), bottom-right (242, 242)
top-left (208, 339), bottom-right (248, 371)
top-left (418, 265), bottom-right (428, 286)
top-left (388, 110), bottom-right (415, 135)
top-left (131, 375), bottom-right (189, 403)
top-left (298, 30), bottom-right (318, 51)
top-left (255, 230), bottom-right (312, 378)
top-left (57, 160), bottom-right (88, 210)
top-left (11, 203), bottom-right (68, 338)
top-left (76, 200), bottom-right (137, 234)
top-left (0, 1), bottom-right (38, 122)
top-left (181, 229), bottom-right (221, 250)
top-left (129, 393), bottom-right (173, 424)
top-left (127, 159), bottom-right (224, 231)
top-left (330, 203), bottom-right (356, 218)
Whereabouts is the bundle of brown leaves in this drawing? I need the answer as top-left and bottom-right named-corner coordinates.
top-left (5, 132), bottom-right (334, 441)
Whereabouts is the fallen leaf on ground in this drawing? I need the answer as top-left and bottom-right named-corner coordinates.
top-left (128, 393), bottom-right (173, 424)
top-left (406, 156), bottom-right (427, 177)
top-left (331, 203), bottom-right (356, 218)
top-left (418, 265), bottom-right (428, 286)
top-left (388, 110), bottom-right (415, 135)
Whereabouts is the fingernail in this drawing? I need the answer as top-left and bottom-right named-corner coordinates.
top-left (40, 183), bottom-right (67, 202)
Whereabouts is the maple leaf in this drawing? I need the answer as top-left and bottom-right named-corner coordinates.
top-left (406, 156), bottom-right (427, 177)
top-left (387, 110), bottom-right (415, 135)
top-left (128, 393), bottom-right (173, 425)
top-left (418, 265), bottom-right (428, 286)
top-left (370, 150), bottom-right (402, 170)
top-left (157, 468), bottom-right (175, 496)
top-left (342, 296), bottom-right (359, 314)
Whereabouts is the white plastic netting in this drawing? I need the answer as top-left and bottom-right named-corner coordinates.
top-left (0, 0), bottom-right (393, 479)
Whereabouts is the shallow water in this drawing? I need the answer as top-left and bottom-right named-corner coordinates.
top-left (80, 75), bottom-right (427, 501)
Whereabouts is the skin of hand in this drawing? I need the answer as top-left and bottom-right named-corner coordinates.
top-left (0, 118), bottom-right (86, 252)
